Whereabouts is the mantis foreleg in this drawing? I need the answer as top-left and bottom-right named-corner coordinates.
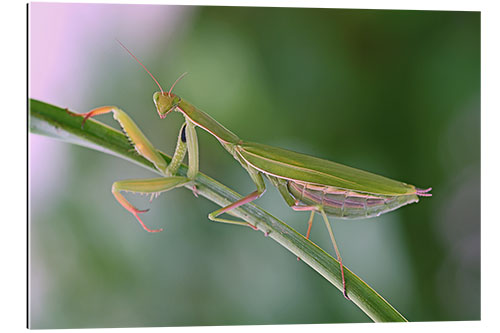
top-left (72, 107), bottom-right (199, 232)
top-left (79, 106), bottom-right (168, 174)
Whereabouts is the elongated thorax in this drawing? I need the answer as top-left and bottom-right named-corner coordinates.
top-left (176, 99), bottom-right (240, 145)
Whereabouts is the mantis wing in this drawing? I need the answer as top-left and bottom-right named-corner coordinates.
top-left (237, 142), bottom-right (417, 196)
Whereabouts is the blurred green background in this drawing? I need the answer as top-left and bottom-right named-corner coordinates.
top-left (29, 4), bottom-right (480, 328)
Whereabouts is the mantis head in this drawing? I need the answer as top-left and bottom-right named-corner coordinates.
top-left (114, 40), bottom-right (186, 119)
top-left (153, 72), bottom-right (187, 118)
top-left (153, 92), bottom-right (180, 119)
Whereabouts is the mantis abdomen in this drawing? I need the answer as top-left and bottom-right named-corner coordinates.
top-left (287, 181), bottom-right (419, 219)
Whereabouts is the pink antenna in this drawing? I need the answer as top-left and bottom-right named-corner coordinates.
top-left (116, 39), bottom-right (165, 95)
top-left (168, 72), bottom-right (188, 97)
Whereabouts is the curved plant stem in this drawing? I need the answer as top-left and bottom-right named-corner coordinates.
top-left (29, 98), bottom-right (408, 322)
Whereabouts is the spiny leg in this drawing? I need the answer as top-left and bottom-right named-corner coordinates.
top-left (112, 176), bottom-right (190, 232)
top-left (318, 208), bottom-right (350, 300)
top-left (69, 108), bottom-right (200, 232)
top-left (110, 121), bottom-right (196, 232)
top-left (70, 106), bottom-right (168, 174)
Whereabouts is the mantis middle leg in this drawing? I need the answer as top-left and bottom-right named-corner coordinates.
top-left (207, 166), bottom-right (266, 231)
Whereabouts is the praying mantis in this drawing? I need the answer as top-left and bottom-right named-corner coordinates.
top-left (69, 42), bottom-right (432, 300)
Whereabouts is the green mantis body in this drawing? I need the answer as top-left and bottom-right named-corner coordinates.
top-left (73, 45), bottom-right (431, 299)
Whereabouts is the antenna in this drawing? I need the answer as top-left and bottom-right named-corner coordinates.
top-left (168, 72), bottom-right (188, 97)
top-left (116, 39), bottom-right (165, 95)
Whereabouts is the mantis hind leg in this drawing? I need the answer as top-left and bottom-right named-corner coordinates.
top-left (271, 177), bottom-right (350, 299)
top-left (318, 208), bottom-right (350, 300)
top-left (293, 205), bottom-right (349, 300)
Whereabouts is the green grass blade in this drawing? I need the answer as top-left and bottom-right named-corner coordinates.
top-left (29, 98), bottom-right (408, 323)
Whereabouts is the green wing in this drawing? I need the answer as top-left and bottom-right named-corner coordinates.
top-left (237, 142), bottom-right (416, 196)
